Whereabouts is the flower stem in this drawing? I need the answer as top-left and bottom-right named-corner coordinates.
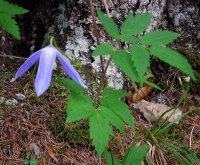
top-left (51, 37), bottom-right (72, 61)
top-left (50, 37), bottom-right (54, 45)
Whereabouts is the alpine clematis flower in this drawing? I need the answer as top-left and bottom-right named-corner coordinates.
top-left (11, 45), bottom-right (87, 96)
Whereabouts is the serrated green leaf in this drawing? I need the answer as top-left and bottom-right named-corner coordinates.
top-left (89, 112), bottom-right (113, 156)
top-left (140, 30), bottom-right (180, 46)
top-left (122, 145), bottom-right (149, 165)
top-left (66, 93), bottom-right (95, 123)
top-left (104, 150), bottom-right (122, 165)
top-left (143, 80), bottom-right (162, 90)
top-left (57, 78), bottom-right (85, 94)
top-left (0, 13), bottom-right (20, 39)
top-left (120, 35), bottom-right (139, 43)
top-left (99, 98), bottom-right (134, 129)
top-left (97, 9), bottom-right (120, 39)
top-left (23, 159), bottom-right (29, 165)
top-left (98, 106), bottom-right (125, 133)
top-left (131, 45), bottom-right (150, 78)
top-left (0, 0), bottom-right (29, 15)
top-left (121, 13), bottom-right (151, 36)
top-left (150, 46), bottom-right (196, 80)
top-left (111, 50), bottom-right (139, 82)
top-left (103, 88), bottom-right (128, 99)
top-left (92, 43), bottom-right (114, 56)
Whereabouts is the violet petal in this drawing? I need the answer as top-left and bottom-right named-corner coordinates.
top-left (10, 51), bottom-right (41, 82)
top-left (34, 46), bottom-right (57, 96)
top-left (56, 51), bottom-right (87, 89)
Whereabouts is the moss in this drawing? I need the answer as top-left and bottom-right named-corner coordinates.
top-left (48, 110), bottom-right (90, 146)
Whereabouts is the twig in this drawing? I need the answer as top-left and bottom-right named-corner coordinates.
top-left (88, 0), bottom-right (104, 74)
top-left (101, 0), bottom-right (114, 16)
top-left (0, 54), bottom-right (27, 60)
top-left (189, 125), bottom-right (195, 148)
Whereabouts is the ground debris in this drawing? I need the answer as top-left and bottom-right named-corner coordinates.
top-left (133, 99), bottom-right (182, 124)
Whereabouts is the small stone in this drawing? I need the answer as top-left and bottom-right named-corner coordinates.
top-left (29, 143), bottom-right (41, 156)
top-left (16, 93), bottom-right (26, 100)
top-left (183, 76), bottom-right (191, 83)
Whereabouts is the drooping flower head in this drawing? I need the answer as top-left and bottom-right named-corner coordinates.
top-left (11, 45), bottom-right (87, 96)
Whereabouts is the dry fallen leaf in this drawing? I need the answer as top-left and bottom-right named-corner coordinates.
top-left (128, 85), bottom-right (154, 104)
top-left (133, 100), bottom-right (182, 124)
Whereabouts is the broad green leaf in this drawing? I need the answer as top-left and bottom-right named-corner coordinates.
top-left (104, 150), bottom-right (122, 165)
top-left (99, 98), bottom-right (134, 129)
top-left (102, 88), bottom-right (128, 99)
top-left (57, 78), bottom-right (85, 94)
top-left (97, 10), bottom-right (120, 39)
top-left (92, 43), bottom-right (114, 56)
top-left (121, 13), bottom-right (151, 36)
top-left (131, 45), bottom-right (150, 78)
top-left (66, 93), bottom-right (95, 123)
top-left (111, 50), bottom-right (139, 82)
top-left (122, 145), bottom-right (149, 165)
top-left (0, 13), bottom-right (20, 39)
top-left (120, 35), bottom-right (139, 43)
top-left (150, 46), bottom-right (196, 80)
top-left (89, 112), bottom-right (113, 156)
top-left (140, 30), bottom-right (180, 46)
top-left (98, 106), bottom-right (125, 133)
top-left (0, 0), bottom-right (29, 15)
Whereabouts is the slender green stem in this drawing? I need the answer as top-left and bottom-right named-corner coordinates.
top-left (51, 37), bottom-right (71, 61)
top-left (50, 37), bottom-right (54, 45)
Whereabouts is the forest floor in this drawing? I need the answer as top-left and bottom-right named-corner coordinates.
top-left (0, 57), bottom-right (200, 165)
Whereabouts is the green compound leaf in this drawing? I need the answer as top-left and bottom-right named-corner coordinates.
top-left (122, 145), bottom-right (149, 165)
top-left (120, 35), bottom-right (140, 44)
top-left (150, 46), bottom-right (196, 80)
top-left (89, 112), bottom-right (113, 156)
top-left (0, 0), bottom-right (29, 15)
top-left (102, 88), bottom-right (128, 99)
top-left (97, 9), bottom-right (120, 39)
top-left (111, 50), bottom-right (139, 82)
top-left (0, 13), bottom-right (20, 39)
top-left (66, 93), bottom-right (95, 123)
top-left (99, 98), bottom-right (134, 129)
top-left (104, 150), bottom-right (122, 165)
top-left (98, 106), bottom-right (125, 133)
top-left (92, 43), bottom-right (114, 56)
top-left (140, 30), bottom-right (180, 46)
top-left (121, 13), bottom-right (151, 36)
top-left (57, 78), bottom-right (85, 94)
top-left (131, 44), bottom-right (150, 78)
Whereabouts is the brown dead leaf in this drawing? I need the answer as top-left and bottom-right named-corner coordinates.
top-left (133, 100), bottom-right (182, 124)
top-left (128, 85), bottom-right (154, 104)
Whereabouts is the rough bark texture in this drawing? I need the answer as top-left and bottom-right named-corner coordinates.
top-left (3, 0), bottom-right (199, 54)
top-left (1, 0), bottom-right (200, 93)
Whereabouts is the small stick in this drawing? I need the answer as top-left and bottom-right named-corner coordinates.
top-left (88, 0), bottom-right (105, 74)
top-left (101, 0), bottom-right (114, 16)
top-left (0, 54), bottom-right (27, 60)
top-left (189, 125), bottom-right (195, 148)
